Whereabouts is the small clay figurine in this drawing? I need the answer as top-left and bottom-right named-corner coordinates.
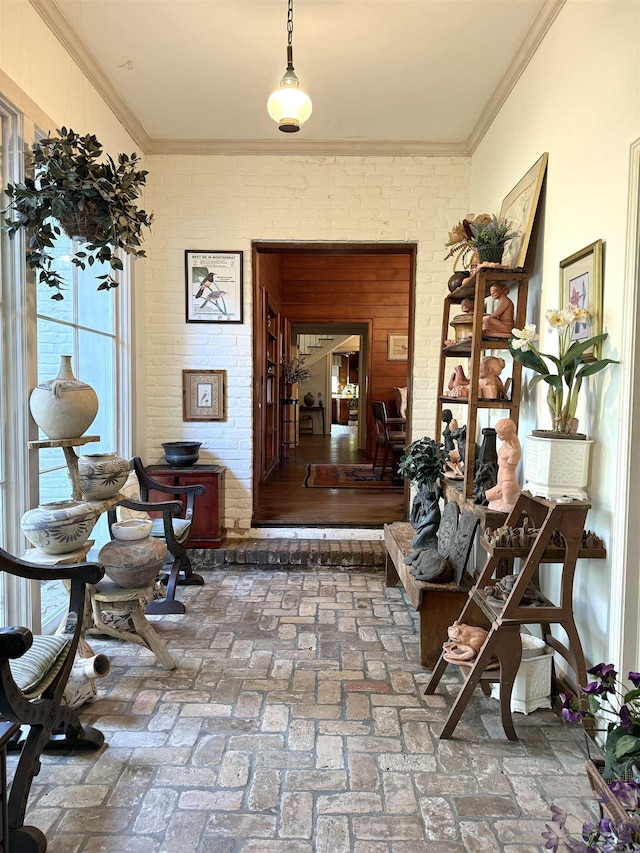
top-left (447, 364), bottom-right (470, 398)
top-left (485, 418), bottom-right (521, 512)
top-left (478, 355), bottom-right (507, 400)
top-left (441, 409), bottom-right (455, 454)
top-left (442, 621), bottom-right (497, 666)
top-left (482, 283), bottom-right (515, 337)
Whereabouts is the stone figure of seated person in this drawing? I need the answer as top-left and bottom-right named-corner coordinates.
top-left (482, 283), bottom-right (515, 337)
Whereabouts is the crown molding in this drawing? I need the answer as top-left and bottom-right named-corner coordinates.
top-left (29, 0), bottom-right (151, 151)
top-left (467, 0), bottom-right (566, 154)
top-left (30, 0), bottom-right (561, 159)
top-left (144, 138), bottom-right (470, 157)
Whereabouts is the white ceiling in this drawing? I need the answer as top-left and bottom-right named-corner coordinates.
top-left (31, 0), bottom-right (563, 155)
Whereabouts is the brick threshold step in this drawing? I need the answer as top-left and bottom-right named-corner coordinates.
top-left (192, 539), bottom-right (386, 570)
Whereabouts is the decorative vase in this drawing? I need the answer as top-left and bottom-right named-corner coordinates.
top-left (304, 392), bottom-right (315, 407)
top-left (111, 519), bottom-right (153, 541)
top-left (21, 499), bottom-right (99, 555)
top-left (523, 433), bottom-right (594, 501)
top-left (29, 355), bottom-right (99, 440)
top-left (98, 535), bottom-right (167, 589)
top-left (77, 452), bottom-right (129, 500)
top-left (476, 245), bottom-right (505, 264)
top-left (161, 441), bottom-right (201, 468)
top-left (447, 270), bottom-right (470, 292)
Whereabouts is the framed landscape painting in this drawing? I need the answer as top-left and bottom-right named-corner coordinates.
top-left (185, 250), bottom-right (243, 323)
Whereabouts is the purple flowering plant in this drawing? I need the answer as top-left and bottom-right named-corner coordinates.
top-left (543, 791), bottom-right (640, 852)
top-left (542, 665), bottom-right (640, 851)
top-left (561, 664), bottom-right (640, 779)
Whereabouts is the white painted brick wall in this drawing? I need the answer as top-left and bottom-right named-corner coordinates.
top-left (145, 155), bottom-right (470, 532)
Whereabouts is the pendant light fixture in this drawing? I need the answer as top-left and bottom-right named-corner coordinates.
top-left (267, 0), bottom-right (312, 133)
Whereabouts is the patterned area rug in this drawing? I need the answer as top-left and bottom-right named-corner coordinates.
top-left (303, 463), bottom-right (403, 489)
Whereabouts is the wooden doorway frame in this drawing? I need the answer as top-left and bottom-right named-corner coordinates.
top-left (252, 241), bottom-right (417, 523)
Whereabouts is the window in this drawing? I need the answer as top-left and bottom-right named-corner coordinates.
top-left (0, 114), bottom-right (134, 631)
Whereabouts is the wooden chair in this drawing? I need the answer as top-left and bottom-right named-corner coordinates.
top-left (107, 457), bottom-right (206, 615)
top-left (0, 547), bottom-right (105, 853)
top-left (371, 401), bottom-right (406, 480)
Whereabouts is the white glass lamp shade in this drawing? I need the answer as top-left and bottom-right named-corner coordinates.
top-left (267, 69), bottom-right (312, 132)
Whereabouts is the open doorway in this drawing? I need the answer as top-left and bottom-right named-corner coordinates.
top-left (252, 242), bottom-right (416, 526)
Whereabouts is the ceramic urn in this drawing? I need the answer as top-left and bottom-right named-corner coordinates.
top-left (29, 355), bottom-right (99, 439)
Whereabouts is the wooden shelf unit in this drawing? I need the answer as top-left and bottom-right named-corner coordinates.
top-left (424, 491), bottom-right (605, 741)
top-left (435, 268), bottom-right (529, 499)
top-left (260, 296), bottom-right (281, 482)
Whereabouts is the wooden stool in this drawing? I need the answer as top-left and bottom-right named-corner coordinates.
top-left (87, 580), bottom-right (176, 670)
top-left (299, 413), bottom-right (314, 434)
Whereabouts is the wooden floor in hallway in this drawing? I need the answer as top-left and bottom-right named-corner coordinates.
top-left (253, 425), bottom-right (407, 527)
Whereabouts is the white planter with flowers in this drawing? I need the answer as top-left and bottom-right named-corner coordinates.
top-left (509, 307), bottom-right (617, 500)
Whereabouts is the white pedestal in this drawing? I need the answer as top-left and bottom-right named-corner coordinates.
top-left (523, 434), bottom-right (594, 501)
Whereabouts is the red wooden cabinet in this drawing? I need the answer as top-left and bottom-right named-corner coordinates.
top-left (146, 464), bottom-right (226, 548)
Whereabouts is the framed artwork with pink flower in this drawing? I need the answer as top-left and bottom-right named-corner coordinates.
top-left (559, 239), bottom-right (603, 361)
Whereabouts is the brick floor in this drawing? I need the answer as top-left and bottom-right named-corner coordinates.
top-left (17, 568), bottom-right (598, 852)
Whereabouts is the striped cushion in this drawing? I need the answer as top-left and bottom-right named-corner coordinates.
top-left (9, 634), bottom-right (71, 700)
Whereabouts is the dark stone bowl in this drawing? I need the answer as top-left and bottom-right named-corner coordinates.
top-left (161, 441), bottom-right (202, 468)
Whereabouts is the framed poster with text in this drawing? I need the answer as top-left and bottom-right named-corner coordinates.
top-left (185, 250), bottom-right (243, 323)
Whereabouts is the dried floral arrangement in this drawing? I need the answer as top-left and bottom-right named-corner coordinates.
top-left (444, 214), bottom-right (492, 270)
top-left (281, 356), bottom-right (312, 385)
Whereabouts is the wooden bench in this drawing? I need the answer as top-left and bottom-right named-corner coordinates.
top-left (384, 522), bottom-right (472, 668)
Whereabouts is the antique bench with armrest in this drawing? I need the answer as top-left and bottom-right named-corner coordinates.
top-left (0, 546), bottom-right (105, 853)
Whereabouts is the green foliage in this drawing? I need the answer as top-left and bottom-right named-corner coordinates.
top-left (397, 436), bottom-right (447, 490)
top-left (1, 127), bottom-right (153, 299)
top-left (468, 214), bottom-right (518, 247)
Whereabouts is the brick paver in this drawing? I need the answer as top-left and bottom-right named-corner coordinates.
top-left (19, 569), bottom-right (598, 851)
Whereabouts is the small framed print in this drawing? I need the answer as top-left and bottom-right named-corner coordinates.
top-left (387, 333), bottom-right (408, 361)
top-left (560, 239), bottom-right (603, 361)
top-left (185, 250), bottom-right (243, 323)
top-left (183, 370), bottom-right (225, 421)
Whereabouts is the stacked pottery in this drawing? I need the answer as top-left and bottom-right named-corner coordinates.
top-left (77, 453), bottom-right (129, 499)
top-left (29, 355), bottom-right (98, 439)
top-left (21, 500), bottom-right (99, 555)
top-left (98, 520), bottom-right (167, 588)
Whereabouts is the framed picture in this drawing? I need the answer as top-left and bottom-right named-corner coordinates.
top-left (185, 250), bottom-right (243, 323)
top-left (387, 333), bottom-right (408, 361)
top-left (499, 152), bottom-right (548, 270)
top-left (560, 239), bottom-right (603, 361)
top-left (183, 370), bottom-right (225, 420)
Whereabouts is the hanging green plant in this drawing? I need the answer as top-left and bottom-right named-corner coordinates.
top-left (1, 127), bottom-right (153, 300)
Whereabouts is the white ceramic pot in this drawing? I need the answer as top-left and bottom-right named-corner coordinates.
top-left (78, 452), bottom-right (129, 500)
top-left (29, 355), bottom-right (99, 439)
top-left (523, 433), bottom-right (594, 501)
top-left (21, 499), bottom-right (99, 555)
top-left (98, 536), bottom-right (167, 588)
top-left (111, 519), bottom-right (153, 542)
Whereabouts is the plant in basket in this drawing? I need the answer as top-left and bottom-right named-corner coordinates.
top-left (542, 664), bottom-right (640, 850)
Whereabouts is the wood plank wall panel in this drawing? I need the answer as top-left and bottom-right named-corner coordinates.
top-left (258, 251), bottom-right (283, 311)
top-left (280, 254), bottom-right (410, 457)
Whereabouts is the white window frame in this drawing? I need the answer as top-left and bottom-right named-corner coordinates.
top-left (0, 109), bottom-right (135, 631)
